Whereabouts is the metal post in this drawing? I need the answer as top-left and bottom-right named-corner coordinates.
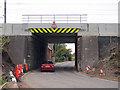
top-left (4, 0), bottom-right (6, 23)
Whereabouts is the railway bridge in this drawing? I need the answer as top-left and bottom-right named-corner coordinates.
top-left (1, 22), bottom-right (119, 71)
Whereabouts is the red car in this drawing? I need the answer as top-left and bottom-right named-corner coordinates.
top-left (41, 61), bottom-right (55, 72)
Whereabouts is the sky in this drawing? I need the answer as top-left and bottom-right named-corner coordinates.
top-left (65, 43), bottom-right (75, 54)
top-left (0, 0), bottom-right (119, 53)
top-left (0, 0), bottom-right (119, 23)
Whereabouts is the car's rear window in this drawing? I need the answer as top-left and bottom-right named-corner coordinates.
top-left (42, 61), bottom-right (53, 64)
top-left (48, 61), bottom-right (53, 64)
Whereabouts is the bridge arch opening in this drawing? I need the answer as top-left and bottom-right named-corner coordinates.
top-left (29, 28), bottom-right (79, 71)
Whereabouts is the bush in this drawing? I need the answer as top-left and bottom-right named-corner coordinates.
top-left (110, 52), bottom-right (120, 68)
top-left (60, 60), bottom-right (64, 62)
top-left (0, 76), bottom-right (9, 89)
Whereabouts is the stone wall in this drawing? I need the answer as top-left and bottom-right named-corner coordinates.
top-left (8, 36), bottom-right (27, 64)
top-left (80, 36), bottom-right (98, 71)
top-left (77, 36), bottom-right (118, 71)
top-left (27, 36), bottom-right (48, 69)
top-left (98, 36), bottom-right (118, 60)
top-left (7, 36), bottom-right (48, 69)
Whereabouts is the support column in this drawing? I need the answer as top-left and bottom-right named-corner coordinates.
top-left (76, 36), bottom-right (82, 71)
top-left (75, 37), bottom-right (77, 70)
top-left (75, 36), bottom-right (82, 71)
top-left (81, 36), bottom-right (98, 71)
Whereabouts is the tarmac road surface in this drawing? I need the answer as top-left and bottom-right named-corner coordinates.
top-left (21, 61), bottom-right (118, 88)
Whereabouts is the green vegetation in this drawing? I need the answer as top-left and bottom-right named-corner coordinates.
top-left (0, 76), bottom-right (9, 89)
top-left (0, 36), bottom-right (10, 50)
top-left (71, 56), bottom-right (75, 61)
top-left (0, 77), bottom-right (7, 85)
top-left (53, 44), bottom-right (72, 62)
top-left (0, 26), bottom-right (3, 28)
top-left (60, 60), bottom-right (64, 62)
top-left (110, 51), bottom-right (120, 68)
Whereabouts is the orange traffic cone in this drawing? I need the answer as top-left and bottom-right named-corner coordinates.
top-left (100, 68), bottom-right (105, 76)
top-left (19, 64), bottom-right (22, 76)
top-left (15, 65), bottom-right (20, 81)
top-left (25, 63), bottom-right (28, 72)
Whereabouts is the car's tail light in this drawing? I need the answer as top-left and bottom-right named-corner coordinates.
top-left (41, 66), bottom-right (44, 68)
top-left (50, 64), bottom-right (54, 68)
top-left (51, 66), bottom-right (54, 68)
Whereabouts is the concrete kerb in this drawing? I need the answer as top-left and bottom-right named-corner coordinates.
top-left (21, 71), bottom-right (32, 81)
top-left (0, 81), bottom-right (19, 89)
top-left (0, 82), bottom-right (7, 89)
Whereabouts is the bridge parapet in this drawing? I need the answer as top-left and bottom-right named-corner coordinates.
top-left (1, 23), bottom-right (118, 36)
top-left (2, 24), bottom-right (31, 36)
top-left (78, 23), bottom-right (118, 36)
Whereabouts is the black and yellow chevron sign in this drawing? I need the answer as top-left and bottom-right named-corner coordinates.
top-left (30, 28), bottom-right (80, 34)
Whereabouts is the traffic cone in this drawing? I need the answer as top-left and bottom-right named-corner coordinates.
top-left (19, 64), bottom-right (22, 76)
top-left (21, 64), bottom-right (24, 75)
top-left (25, 63), bottom-right (28, 72)
top-left (15, 65), bottom-right (20, 82)
top-left (23, 59), bottom-right (27, 73)
top-left (100, 68), bottom-right (105, 76)
top-left (86, 65), bottom-right (90, 73)
top-left (23, 63), bottom-right (26, 73)
top-left (24, 59), bottom-right (26, 64)
top-left (88, 65), bottom-right (92, 70)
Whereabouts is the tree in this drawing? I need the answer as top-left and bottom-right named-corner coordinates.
top-left (54, 44), bottom-right (72, 62)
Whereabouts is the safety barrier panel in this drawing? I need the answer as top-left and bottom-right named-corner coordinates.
top-left (30, 28), bottom-right (80, 34)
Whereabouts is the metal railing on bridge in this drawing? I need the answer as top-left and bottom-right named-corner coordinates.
top-left (22, 14), bottom-right (87, 23)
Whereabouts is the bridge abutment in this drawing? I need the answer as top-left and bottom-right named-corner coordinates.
top-left (26, 36), bottom-right (48, 69)
top-left (7, 36), bottom-right (48, 69)
top-left (77, 36), bottom-right (118, 71)
top-left (77, 36), bottom-right (98, 71)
